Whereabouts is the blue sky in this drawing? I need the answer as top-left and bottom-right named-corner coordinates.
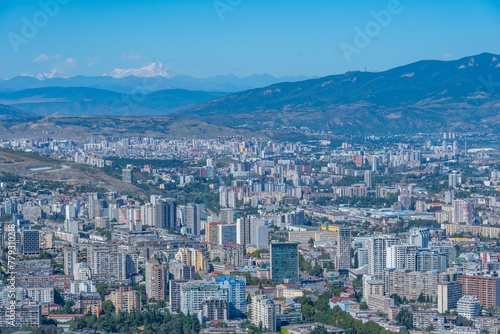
top-left (0, 0), bottom-right (499, 79)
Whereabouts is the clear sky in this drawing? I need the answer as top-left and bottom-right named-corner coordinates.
top-left (0, 0), bottom-right (499, 79)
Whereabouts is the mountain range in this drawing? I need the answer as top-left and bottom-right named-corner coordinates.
top-left (2, 63), bottom-right (314, 93)
top-left (1, 53), bottom-right (499, 135)
top-left (0, 87), bottom-right (227, 116)
top-left (176, 52), bottom-right (500, 134)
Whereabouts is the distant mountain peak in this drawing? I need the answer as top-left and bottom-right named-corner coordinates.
top-left (35, 68), bottom-right (69, 80)
top-left (105, 61), bottom-right (177, 79)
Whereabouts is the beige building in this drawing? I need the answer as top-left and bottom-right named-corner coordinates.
top-left (109, 290), bottom-right (141, 313)
top-left (251, 294), bottom-right (276, 332)
top-left (176, 248), bottom-right (207, 272)
top-left (367, 294), bottom-right (394, 313)
top-left (438, 282), bottom-right (462, 313)
top-left (384, 270), bottom-right (457, 300)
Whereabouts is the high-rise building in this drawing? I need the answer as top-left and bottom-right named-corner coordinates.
top-left (201, 299), bottom-right (228, 322)
top-left (219, 208), bottom-right (234, 224)
top-left (218, 224), bottom-right (237, 245)
top-left (88, 249), bottom-right (134, 281)
top-left (270, 242), bottom-right (299, 282)
top-left (386, 245), bottom-right (418, 270)
top-left (169, 279), bottom-right (186, 311)
top-left (251, 294), bottom-right (276, 332)
top-left (444, 190), bottom-right (455, 204)
top-left (437, 282), bottom-right (462, 313)
top-left (64, 248), bottom-right (78, 276)
top-left (185, 203), bottom-right (200, 235)
top-left (459, 275), bottom-right (500, 307)
top-left (409, 227), bottom-right (431, 248)
top-left (206, 222), bottom-right (223, 244)
top-left (176, 248), bottom-right (207, 272)
top-left (448, 173), bottom-right (461, 188)
top-left (21, 230), bottom-right (40, 256)
top-left (145, 260), bottom-right (169, 301)
top-left (156, 198), bottom-right (177, 230)
top-left (255, 224), bottom-right (269, 249)
top-left (371, 157), bottom-right (378, 172)
top-left (122, 168), bottom-right (133, 183)
top-left (452, 200), bottom-right (474, 225)
top-left (215, 276), bottom-right (246, 318)
top-left (368, 236), bottom-right (400, 280)
top-left (416, 250), bottom-right (447, 272)
top-left (364, 170), bottom-right (374, 188)
top-left (180, 281), bottom-right (227, 321)
top-left (169, 261), bottom-right (195, 280)
top-left (335, 226), bottom-right (351, 271)
top-left (109, 290), bottom-right (141, 313)
top-left (236, 218), bottom-right (250, 245)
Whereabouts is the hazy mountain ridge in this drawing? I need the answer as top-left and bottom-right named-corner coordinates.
top-left (0, 72), bottom-right (315, 93)
top-left (0, 103), bottom-right (36, 120)
top-left (176, 53), bottom-right (500, 134)
top-left (0, 87), bottom-right (229, 116)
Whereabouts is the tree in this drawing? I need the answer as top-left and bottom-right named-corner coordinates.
top-left (96, 283), bottom-right (108, 300)
top-left (391, 294), bottom-right (403, 306)
top-left (359, 301), bottom-right (368, 310)
top-left (102, 300), bottom-right (115, 314)
top-left (310, 325), bottom-right (328, 334)
top-left (395, 309), bottom-right (413, 329)
top-left (308, 238), bottom-right (315, 247)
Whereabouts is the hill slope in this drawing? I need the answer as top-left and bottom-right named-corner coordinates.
top-left (0, 103), bottom-right (35, 120)
top-left (0, 87), bottom-right (228, 116)
top-left (177, 53), bottom-right (500, 134)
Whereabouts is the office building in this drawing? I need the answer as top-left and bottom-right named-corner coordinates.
top-left (368, 235), bottom-right (400, 280)
top-left (255, 224), bottom-right (269, 249)
top-left (335, 226), bottom-right (351, 271)
top-left (270, 242), bottom-right (299, 282)
top-left (218, 223), bottom-right (237, 245)
top-left (185, 203), bottom-right (201, 235)
top-left (156, 198), bottom-right (177, 230)
top-left (22, 230), bottom-right (40, 255)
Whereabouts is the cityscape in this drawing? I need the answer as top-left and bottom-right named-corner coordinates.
top-left (1, 1), bottom-right (500, 334)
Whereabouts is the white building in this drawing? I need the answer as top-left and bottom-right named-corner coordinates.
top-left (457, 295), bottom-right (481, 320)
top-left (251, 294), bottom-right (276, 332)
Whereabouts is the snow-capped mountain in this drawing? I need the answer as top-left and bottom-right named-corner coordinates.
top-left (35, 69), bottom-right (69, 80)
top-left (106, 61), bottom-right (177, 78)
